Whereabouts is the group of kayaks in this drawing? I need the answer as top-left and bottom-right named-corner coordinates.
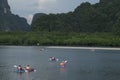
top-left (16, 68), bottom-right (35, 73)
top-left (14, 57), bottom-right (67, 73)
top-left (14, 65), bottom-right (36, 73)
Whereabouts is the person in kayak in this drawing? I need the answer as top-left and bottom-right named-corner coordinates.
top-left (17, 65), bottom-right (24, 72)
top-left (50, 57), bottom-right (56, 61)
top-left (26, 65), bottom-right (30, 69)
top-left (25, 65), bottom-right (34, 72)
top-left (25, 65), bottom-right (31, 71)
top-left (59, 60), bottom-right (67, 67)
top-left (49, 57), bottom-right (57, 61)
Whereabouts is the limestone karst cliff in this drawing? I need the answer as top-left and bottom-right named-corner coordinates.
top-left (0, 0), bottom-right (30, 31)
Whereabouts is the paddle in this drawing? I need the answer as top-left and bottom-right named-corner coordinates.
top-left (56, 59), bottom-right (59, 61)
top-left (14, 65), bottom-right (17, 68)
top-left (61, 60), bottom-right (68, 63)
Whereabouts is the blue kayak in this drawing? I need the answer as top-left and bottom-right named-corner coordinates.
top-left (16, 70), bottom-right (25, 73)
top-left (16, 69), bottom-right (36, 73)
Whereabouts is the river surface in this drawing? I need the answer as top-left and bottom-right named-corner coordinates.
top-left (0, 46), bottom-right (120, 80)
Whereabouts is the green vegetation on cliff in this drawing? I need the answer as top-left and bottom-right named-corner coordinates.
top-left (31, 0), bottom-right (120, 34)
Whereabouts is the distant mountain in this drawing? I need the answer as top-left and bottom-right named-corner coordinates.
top-left (31, 0), bottom-right (120, 34)
top-left (0, 0), bottom-right (30, 31)
top-left (32, 13), bottom-right (46, 23)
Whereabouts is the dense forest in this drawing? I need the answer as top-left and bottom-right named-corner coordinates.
top-left (0, 32), bottom-right (120, 47)
top-left (31, 0), bottom-right (120, 34)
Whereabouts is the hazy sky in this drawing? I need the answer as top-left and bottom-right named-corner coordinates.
top-left (8, 0), bottom-right (99, 24)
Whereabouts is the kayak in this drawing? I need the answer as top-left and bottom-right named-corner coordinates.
top-left (49, 58), bottom-right (59, 61)
top-left (16, 69), bottom-right (25, 73)
top-left (59, 60), bottom-right (68, 68)
top-left (16, 68), bottom-right (36, 73)
top-left (59, 65), bottom-right (65, 68)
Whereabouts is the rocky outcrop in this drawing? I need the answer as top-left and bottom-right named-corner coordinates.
top-left (0, 0), bottom-right (30, 31)
top-left (32, 13), bottom-right (46, 23)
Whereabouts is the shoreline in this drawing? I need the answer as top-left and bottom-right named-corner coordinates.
top-left (0, 45), bottom-right (120, 50)
top-left (46, 46), bottom-right (120, 50)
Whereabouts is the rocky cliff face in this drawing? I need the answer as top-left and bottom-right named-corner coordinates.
top-left (0, 0), bottom-right (30, 31)
top-left (0, 0), bottom-right (11, 14)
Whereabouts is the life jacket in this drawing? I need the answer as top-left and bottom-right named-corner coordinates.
top-left (59, 62), bottom-right (64, 66)
top-left (18, 66), bottom-right (22, 70)
top-left (26, 66), bottom-right (30, 70)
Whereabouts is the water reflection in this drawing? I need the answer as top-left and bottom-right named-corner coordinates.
top-left (17, 73), bottom-right (22, 80)
top-left (59, 67), bottom-right (68, 80)
top-left (17, 72), bottom-right (31, 80)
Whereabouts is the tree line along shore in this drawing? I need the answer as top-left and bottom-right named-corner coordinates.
top-left (0, 32), bottom-right (120, 47)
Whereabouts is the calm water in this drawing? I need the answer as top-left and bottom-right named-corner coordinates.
top-left (0, 46), bottom-right (120, 80)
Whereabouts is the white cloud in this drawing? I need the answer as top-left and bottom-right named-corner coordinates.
top-left (37, 0), bottom-right (58, 13)
top-left (38, 0), bottom-right (56, 7)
